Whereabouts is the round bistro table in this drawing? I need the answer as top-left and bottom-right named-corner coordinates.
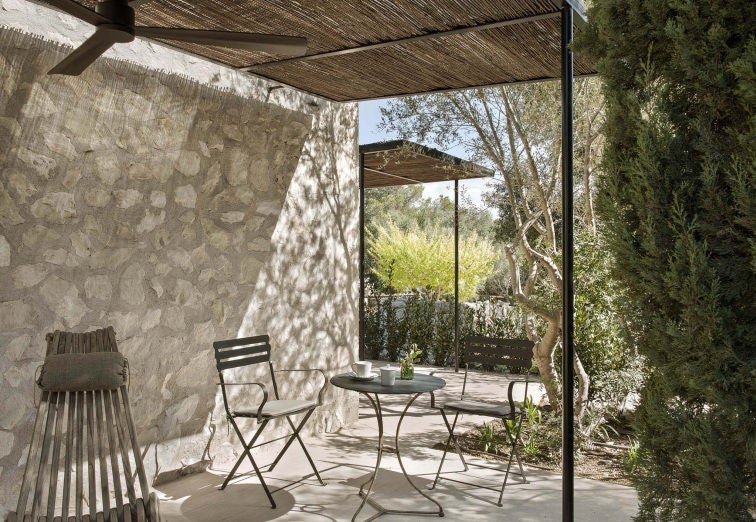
top-left (330, 373), bottom-right (446, 521)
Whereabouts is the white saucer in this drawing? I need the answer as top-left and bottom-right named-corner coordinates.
top-left (349, 371), bottom-right (378, 382)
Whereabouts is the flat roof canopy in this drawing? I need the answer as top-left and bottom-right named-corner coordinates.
top-left (60, 0), bottom-right (592, 102)
top-left (360, 140), bottom-right (494, 188)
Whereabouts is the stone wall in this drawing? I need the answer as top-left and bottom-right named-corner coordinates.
top-left (0, 2), bottom-right (359, 516)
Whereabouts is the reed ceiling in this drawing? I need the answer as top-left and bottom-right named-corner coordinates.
top-left (55, 0), bottom-right (592, 102)
top-left (360, 141), bottom-right (493, 188)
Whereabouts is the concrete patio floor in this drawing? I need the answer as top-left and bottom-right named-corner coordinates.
top-left (154, 369), bottom-right (638, 521)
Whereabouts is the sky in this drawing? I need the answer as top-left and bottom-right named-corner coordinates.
top-left (358, 100), bottom-right (492, 208)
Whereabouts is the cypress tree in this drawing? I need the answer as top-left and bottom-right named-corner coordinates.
top-left (576, 0), bottom-right (755, 519)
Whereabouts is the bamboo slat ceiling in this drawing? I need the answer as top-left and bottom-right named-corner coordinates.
top-left (361, 140), bottom-right (493, 188)
top-left (58, 0), bottom-right (592, 102)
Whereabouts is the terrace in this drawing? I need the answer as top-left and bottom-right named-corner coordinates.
top-left (154, 368), bottom-right (637, 521)
top-left (0, 0), bottom-right (639, 520)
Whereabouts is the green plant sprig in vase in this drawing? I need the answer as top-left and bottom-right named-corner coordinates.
top-left (399, 343), bottom-right (422, 380)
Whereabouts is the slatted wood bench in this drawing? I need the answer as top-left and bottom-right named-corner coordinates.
top-left (7, 327), bottom-right (160, 522)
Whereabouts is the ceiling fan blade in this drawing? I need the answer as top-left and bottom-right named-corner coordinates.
top-left (134, 27), bottom-right (307, 56)
top-left (48, 29), bottom-right (116, 75)
top-left (43, 0), bottom-right (110, 26)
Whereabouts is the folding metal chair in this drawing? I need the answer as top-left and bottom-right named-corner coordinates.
top-left (429, 336), bottom-right (535, 506)
top-left (213, 334), bottom-right (327, 508)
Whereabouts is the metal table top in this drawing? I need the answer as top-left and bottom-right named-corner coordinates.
top-left (330, 372), bottom-right (445, 395)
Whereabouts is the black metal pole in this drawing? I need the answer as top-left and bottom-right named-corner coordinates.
top-left (560, 4), bottom-right (575, 522)
top-left (454, 179), bottom-right (460, 372)
top-left (359, 152), bottom-right (366, 360)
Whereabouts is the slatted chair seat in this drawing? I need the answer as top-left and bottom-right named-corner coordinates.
top-left (214, 334), bottom-right (327, 509)
top-left (7, 327), bottom-right (160, 522)
top-left (429, 335), bottom-right (536, 507)
top-left (439, 399), bottom-right (514, 417)
top-left (233, 399), bottom-right (318, 418)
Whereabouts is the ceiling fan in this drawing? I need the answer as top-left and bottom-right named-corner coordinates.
top-left (45, 0), bottom-right (308, 75)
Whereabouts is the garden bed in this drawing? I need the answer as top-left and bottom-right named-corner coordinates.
top-left (434, 415), bottom-right (637, 487)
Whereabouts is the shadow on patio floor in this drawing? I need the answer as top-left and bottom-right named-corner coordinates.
top-left (158, 473), bottom-right (296, 521)
top-left (153, 370), bottom-right (638, 521)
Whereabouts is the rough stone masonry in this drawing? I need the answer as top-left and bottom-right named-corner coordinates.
top-left (0, 4), bottom-right (359, 516)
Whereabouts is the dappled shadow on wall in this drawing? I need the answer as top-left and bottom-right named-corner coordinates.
top-left (0, 25), bottom-right (330, 499)
top-left (219, 94), bottom-right (360, 440)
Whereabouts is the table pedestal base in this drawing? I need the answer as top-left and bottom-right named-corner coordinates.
top-left (352, 392), bottom-right (444, 521)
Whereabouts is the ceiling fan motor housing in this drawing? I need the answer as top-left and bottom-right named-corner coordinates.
top-left (95, 0), bottom-right (135, 28)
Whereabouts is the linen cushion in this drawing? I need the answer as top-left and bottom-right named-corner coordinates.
top-left (233, 399), bottom-right (317, 418)
top-left (440, 399), bottom-right (513, 417)
top-left (37, 352), bottom-right (128, 391)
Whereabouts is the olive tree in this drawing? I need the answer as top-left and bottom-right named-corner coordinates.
top-left (381, 80), bottom-right (605, 413)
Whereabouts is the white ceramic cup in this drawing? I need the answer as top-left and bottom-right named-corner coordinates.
top-left (380, 366), bottom-right (397, 386)
top-left (352, 361), bottom-right (372, 377)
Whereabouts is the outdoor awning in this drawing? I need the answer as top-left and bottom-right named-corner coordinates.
top-left (32, 2), bottom-right (590, 518)
top-left (56, 0), bottom-right (592, 102)
top-left (360, 140), bottom-right (494, 188)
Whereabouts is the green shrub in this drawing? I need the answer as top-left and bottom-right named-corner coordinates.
top-left (575, 231), bottom-right (640, 398)
top-left (574, 230), bottom-right (645, 439)
top-left (402, 292), bottom-right (436, 360)
top-left (624, 439), bottom-right (640, 474)
top-left (578, 0), bottom-right (755, 518)
top-left (363, 292), bottom-right (527, 366)
top-left (520, 410), bottom-right (562, 463)
top-left (369, 224), bottom-right (496, 301)
top-left (431, 300), bottom-right (455, 366)
top-left (476, 422), bottom-right (504, 455)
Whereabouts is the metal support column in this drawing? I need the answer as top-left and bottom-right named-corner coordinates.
top-left (359, 152), bottom-right (366, 360)
top-left (560, 3), bottom-right (575, 521)
top-left (454, 179), bottom-right (460, 372)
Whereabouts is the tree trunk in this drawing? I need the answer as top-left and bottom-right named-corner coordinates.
top-left (531, 316), bottom-right (561, 406)
top-left (574, 351), bottom-right (590, 421)
top-left (583, 143), bottom-right (597, 235)
top-left (531, 317), bottom-right (591, 422)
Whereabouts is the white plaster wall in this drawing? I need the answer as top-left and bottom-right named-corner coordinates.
top-left (0, 1), bottom-right (359, 517)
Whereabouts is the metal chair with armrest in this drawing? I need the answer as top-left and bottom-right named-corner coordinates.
top-left (429, 335), bottom-right (536, 506)
top-left (213, 334), bottom-right (327, 509)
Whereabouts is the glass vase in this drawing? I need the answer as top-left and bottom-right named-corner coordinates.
top-left (400, 362), bottom-right (414, 380)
